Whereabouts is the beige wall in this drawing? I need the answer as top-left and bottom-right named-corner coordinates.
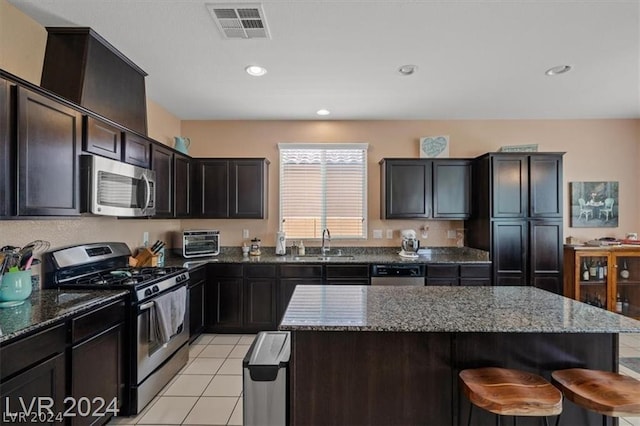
top-left (182, 119), bottom-right (640, 248)
top-left (0, 0), bottom-right (46, 84)
top-left (147, 99), bottom-right (181, 147)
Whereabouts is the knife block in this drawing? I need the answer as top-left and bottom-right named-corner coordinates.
top-left (130, 248), bottom-right (158, 267)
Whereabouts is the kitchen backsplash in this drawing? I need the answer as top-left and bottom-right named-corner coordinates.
top-left (0, 217), bottom-right (463, 253)
top-left (0, 217), bottom-right (182, 252)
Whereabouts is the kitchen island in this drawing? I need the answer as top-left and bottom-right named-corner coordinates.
top-left (279, 286), bottom-right (640, 426)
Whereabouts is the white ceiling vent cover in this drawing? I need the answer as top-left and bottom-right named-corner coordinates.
top-left (206, 3), bottom-right (271, 39)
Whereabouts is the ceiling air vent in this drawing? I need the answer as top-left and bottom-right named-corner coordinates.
top-left (206, 3), bottom-right (271, 39)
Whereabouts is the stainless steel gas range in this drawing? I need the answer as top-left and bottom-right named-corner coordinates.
top-left (42, 242), bottom-right (190, 415)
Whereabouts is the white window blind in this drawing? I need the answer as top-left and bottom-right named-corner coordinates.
top-left (279, 143), bottom-right (368, 239)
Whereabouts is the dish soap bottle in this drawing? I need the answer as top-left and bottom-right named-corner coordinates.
top-left (298, 241), bottom-right (305, 256)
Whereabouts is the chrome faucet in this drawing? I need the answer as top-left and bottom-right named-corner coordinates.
top-left (321, 228), bottom-right (331, 255)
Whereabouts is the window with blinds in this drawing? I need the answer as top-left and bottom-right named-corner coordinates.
top-left (279, 143), bottom-right (368, 239)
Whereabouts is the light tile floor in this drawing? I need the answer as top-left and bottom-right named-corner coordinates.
top-left (109, 334), bottom-right (254, 426)
top-left (108, 333), bottom-right (640, 426)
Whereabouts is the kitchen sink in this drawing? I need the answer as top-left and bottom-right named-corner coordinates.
top-left (293, 255), bottom-right (355, 261)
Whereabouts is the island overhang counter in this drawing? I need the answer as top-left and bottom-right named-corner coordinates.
top-left (279, 286), bottom-right (640, 426)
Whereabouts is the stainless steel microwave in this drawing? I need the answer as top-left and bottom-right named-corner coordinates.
top-left (81, 155), bottom-right (156, 217)
top-left (173, 230), bottom-right (220, 258)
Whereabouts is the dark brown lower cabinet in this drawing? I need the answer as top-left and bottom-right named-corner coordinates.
top-left (325, 265), bottom-right (369, 286)
top-left (426, 264), bottom-right (492, 286)
top-left (188, 266), bottom-right (206, 342)
top-left (205, 264), bottom-right (244, 332)
top-left (0, 353), bottom-right (66, 426)
top-left (70, 324), bottom-right (124, 425)
top-left (492, 220), bottom-right (563, 292)
top-left (244, 265), bottom-right (277, 331)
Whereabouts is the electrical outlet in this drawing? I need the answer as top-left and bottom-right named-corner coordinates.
top-left (447, 230), bottom-right (457, 239)
top-left (386, 229), bottom-right (394, 239)
top-left (242, 229), bottom-right (250, 239)
top-left (373, 229), bottom-right (383, 239)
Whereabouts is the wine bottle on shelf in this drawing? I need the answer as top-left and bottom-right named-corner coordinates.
top-left (616, 293), bottom-right (623, 313)
top-left (620, 260), bottom-right (630, 279)
top-left (623, 297), bottom-right (630, 314)
top-left (589, 260), bottom-right (597, 277)
top-left (603, 260), bottom-right (608, 277)
top-left (597, 261), bottom-right (604, 280)
top-left (582, 260), bottom-right (590, 281)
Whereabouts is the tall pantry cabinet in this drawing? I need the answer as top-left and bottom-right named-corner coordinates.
top-left (465, 153), bottom-right (564, 293)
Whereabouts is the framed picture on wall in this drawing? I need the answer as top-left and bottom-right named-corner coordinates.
top-left (419, 136), bottom-right (449, 158)
top-left (570, 181), bottom-right (618, 228)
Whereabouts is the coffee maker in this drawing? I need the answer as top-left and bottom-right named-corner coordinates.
top-left (399, 229), bottom-right (420, 258)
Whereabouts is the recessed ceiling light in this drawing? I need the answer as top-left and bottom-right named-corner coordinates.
top-left (245, 65), bottom-right (267, 77)
top-left (545, 65), bottom-right (572, 76)
top-left (398, 64), bottom-right (418, 76)
top-left (316, 109), bottom-right (331, 116)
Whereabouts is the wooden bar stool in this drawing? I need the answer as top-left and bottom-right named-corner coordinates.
top-left (459, 367), bottom-right (563, 426)
top-left (551, 368), bottom-right (640, 426)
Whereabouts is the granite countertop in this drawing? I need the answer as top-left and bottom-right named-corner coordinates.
top-left (165, 246), bottom-right (490, 269)
top-left (279, 285), bottom-right (640, 333)
top-left (0, 289), bottom-right (128, 344)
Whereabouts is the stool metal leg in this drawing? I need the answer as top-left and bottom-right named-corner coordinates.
top-left (467, 404), bottom-right (472, 426)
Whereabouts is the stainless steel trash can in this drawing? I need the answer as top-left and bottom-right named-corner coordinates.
top-left (243, 331), bottom-right (290, 426)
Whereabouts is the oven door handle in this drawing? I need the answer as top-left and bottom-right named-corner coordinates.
top-left (139, 301), bottom-right (154, 311)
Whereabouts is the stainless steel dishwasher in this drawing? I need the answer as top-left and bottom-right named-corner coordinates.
top-left (370, 264), bottom-right (426, 286)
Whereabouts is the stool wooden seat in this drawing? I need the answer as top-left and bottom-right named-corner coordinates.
top-left (551, 368), bottom-right (640, 418)
top-left (459, 367), bottom-right (562, 425)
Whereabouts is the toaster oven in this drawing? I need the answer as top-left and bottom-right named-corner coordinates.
top-left (173, 230), bottom-right (220, 258)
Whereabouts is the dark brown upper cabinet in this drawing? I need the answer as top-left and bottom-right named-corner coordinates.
top-left (528, 154), bottom-right (563, 218)
top-left (151, 143), bottom-right (173, 218)
top-left (474, 153), bottom-right (563, 219)
top-left (0, 78), bottom-right (12, 217)
top-left (432, 159), bottom-right (471, 219)
top-left (123, 132), bottom-right (151, 169)
top-left (17, 86), bottom-right (82, 216)
top-left (41, 27), bottom-right (148, 135)
top-left (380, 158), bottom-right (470, 219)
top-left (194, 158), bottom-right (268, 219)
top-left (83, 115), bottom-right (121, 161)
top-left (381, 159), bottom-right (432, 219)
top-left (151, 144), bottom-right (192, 218)
top-left (174, 153), bottom-right (192, 218)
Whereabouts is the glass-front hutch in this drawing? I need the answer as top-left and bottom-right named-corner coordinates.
top-left (564, 245), bottom-right (640, 319)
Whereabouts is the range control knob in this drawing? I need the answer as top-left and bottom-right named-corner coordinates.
top-left (144, 288), bottom-right (152, 297)
top-left (152, 285), bottom-right (159, 293)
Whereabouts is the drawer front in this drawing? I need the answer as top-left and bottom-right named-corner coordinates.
top-left (189, 265), bottom-right (207, 284)
top-left (426, 264), bottom-right (459, 278)
top-left (460, 264), bottom-right (492, 278)
top-left (326, 265), bottom-right (369, 279)
top-left (279, 265), bottom-right (323, 279)
top-left (426, 277), bottom-right (458, 286)
top-left (326, 278), bottom-right (370, 285)
top-left (209, 264), bottom-right (243, 277)
top-left (460, 278), bottom-right (492, 286)
top-left (244, 265), bottom-right (277, 278)
top-left (72, 299), bottom-right (126, 343)
top-left (0, 323), bottom-right (66, 381)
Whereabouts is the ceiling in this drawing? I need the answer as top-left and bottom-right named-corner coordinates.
top-left (8, 0), bottom-right (640, 120)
